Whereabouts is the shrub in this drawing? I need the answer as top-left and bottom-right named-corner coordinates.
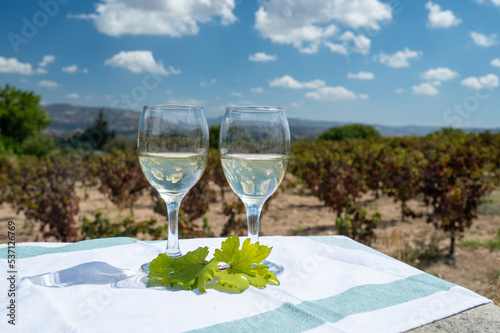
top-left (319, 124), bottom-right (380, 141)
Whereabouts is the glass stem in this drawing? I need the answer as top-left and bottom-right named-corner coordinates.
top-left (244, 204), bottom-right (263, 244)
top-left (160, 194), bottom-right (183, 257)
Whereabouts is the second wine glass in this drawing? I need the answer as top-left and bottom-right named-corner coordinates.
top-left (138, 105), bottom-right (209, 268)
top-left (219, 106), bottom-right (290, 275)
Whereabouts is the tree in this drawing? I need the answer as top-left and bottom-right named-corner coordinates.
top-left (77, 109), bottom-right (115, 150)
top-left (0, 84), bottom-right (50, 153)
top-left (319, 124), bottom-right (380, 141)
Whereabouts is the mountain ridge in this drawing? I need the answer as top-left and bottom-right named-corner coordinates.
top-left (42, 103), bottom-right (498, 138)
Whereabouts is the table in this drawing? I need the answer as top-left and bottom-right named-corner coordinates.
top-left (0, 236), bottom-right (493, 332)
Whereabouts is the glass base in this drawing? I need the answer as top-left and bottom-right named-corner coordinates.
top-left (141, 249), bottom-right (182, 274)
top-left (140, 262), bottom-right (151, 273)
top-left (262, 260), bottom-right (284, 276)
top-left (166, 249), bottom-right (182, 258)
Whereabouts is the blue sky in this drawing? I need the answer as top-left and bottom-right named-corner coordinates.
top-left (1, 0), bottom-right (499, 128)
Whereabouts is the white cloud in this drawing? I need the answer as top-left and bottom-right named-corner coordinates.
top-left (269, 75), bottom-right (325, 89)
top-left (395, 88), bottom-right (404, 94)
top-left (474, 0), bottom-right (500, 7)
top-left (200, 78), bottom-right (216, 86)
top-left (421, 67), bottom-right (459, 81)
top-left (251, 87), bottom-right (264, 93)
top-left (324, 42), bottom-right (348, 55)
top-left (425, 2), bottom-right (462, 29)
top-left (0, 57), bottom-right (36, 75)
top-left (249, 52), bottom-right (277, 62)
top-left (37, 80), bottom-right (58, 89)
top-left (104, 50), bottom-right (179, 75)
top-left (461, 74), bottom-right (499, 89)
top-left (65, 93), bottom-right (80, 99)
top-left (290, 100), bottom-right (304, 107)
top-left (347, 71), bottom-right (374, 80)
top-left (38, 55), bottom-right (55, 68)
top-left (231, 92), bottom-right (243, 97)
top-left (471, 32), bottom-right (497, 47)
top-left (359, 94), bottom-right (369, 99)
top-left (305, 86), bottom-right (357, 101)
top-left (62, 64), bottom-right (89, 74)
top-left (491, 58), bottom-right (500, 67)
top-left (168, 98), bottom-right (205, 106)
top-left (412, 83), bottom-right (439, 96)
top-left (376, 48), bottom-right (422, 68)
top-left (254, 0), bottom-right (390, 54)
top-left (62, 65), bottom-right (77, 73)
top-left (71, 0), bottom-right (237, 37)
top-left (338, 31), bottom-right (371, 55)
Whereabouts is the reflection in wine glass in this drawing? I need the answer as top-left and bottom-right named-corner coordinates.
top-left (138, 105), bottom-right (209, 271)
top-left (219, 106), bottom-right (290, 275)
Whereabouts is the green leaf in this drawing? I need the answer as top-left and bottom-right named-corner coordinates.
top-left (146, 236), bottom-right (279, 293)
top-left (214, 236), bottom-right (278, 292)
top-left (147, 254), bottom-right (174, 287)
top-left (214, 236), bottom-right (271, 272)
top-left (169, 247), bottom-right (219, 293)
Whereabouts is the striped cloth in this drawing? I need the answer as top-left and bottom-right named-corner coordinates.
top-left (0, 236), bottom-right (491, 332)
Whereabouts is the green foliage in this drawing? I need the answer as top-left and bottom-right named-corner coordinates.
top-left (102, 135), bottom-right (135, 153)
top-left (207, 148), bottom-right (227, 199)
top-left (335, 201), bottom-right (381, 245)
top-left (460, 228), bottom-right (500, 250)
top-left (0, 84), bottom-right (50, 153)
top-left (214, 237), bottom-right (278, 292)
top-left (290, 132), bottom-right (499, 255)
top-left (221, 200), bottom-right (247, 237)
top-left (428, 127), bottom-right (466, 139)
top-left (80, 211), bottom-right (164, 240)
top-left (147, 236), bottom-right (278, 293)
top-left (73, 109), bottom-right (115, 151)
top-left (209, 125), bottom-right (220, 149)
top-left (318, 124), bottom-right (380, 141)
top-left (96, 151), bottom-right (149, 211)
top-left (20, 133), bottom-right (56, 157)
top-left (6, 155), bottom-right (79, 241)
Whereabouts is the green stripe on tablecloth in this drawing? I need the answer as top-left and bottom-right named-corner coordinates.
top-left (0, 237), bottom-right (138, 259)
top-left (190, 273), bottom-right (456, 333)
top-left (0, 236), bottom-right (380, 260)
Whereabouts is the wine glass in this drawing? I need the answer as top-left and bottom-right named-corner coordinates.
top-left (138, 105), bottom-right (209, 271)
top-left (219, 106), bottom-right (290, 275)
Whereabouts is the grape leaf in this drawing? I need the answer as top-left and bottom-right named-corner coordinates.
top-left (147, 254), bottom-right (174, 287)
top-left (169, 247), bottom-right (219, 293)
top-left (146, 236), bottom-right (280, 293)
top-left (214, 236), bottom-right (279, 292)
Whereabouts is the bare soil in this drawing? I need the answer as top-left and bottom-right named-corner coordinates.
top-left (1, 183), bottom-right (499, 300)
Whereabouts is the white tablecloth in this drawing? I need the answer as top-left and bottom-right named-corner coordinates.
top-left (0, 236), bottom-right (491, 332)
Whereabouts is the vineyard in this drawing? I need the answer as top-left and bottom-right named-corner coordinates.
top-left (1, 130), bottom-right (500, 300)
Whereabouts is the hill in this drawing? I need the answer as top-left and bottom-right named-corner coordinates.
top-left (43, 104), bottom-right (497, 138)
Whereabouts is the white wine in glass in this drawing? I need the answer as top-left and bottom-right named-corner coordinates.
top-left (219, 106), bottom-right (290, 275)
top-left (138, 105), bottom-right (209, 271)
